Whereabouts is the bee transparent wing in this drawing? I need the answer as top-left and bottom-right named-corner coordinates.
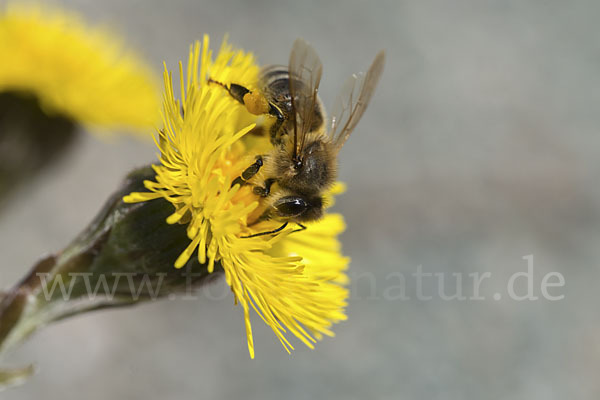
top-left (330, 51), bottom-right (385, 150)
top-left (288, 38), bottom-right (323, 158)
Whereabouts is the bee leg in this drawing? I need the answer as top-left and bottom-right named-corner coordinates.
top-left (208, 79), bottom-right (249, 105)
top-left (268, 111), bottom-right (286, 145)
top-left (241, 221), bottom-right (306, 239)
top-left (241, 222), bottom-right (288, 238)
top-left (252, 178), bottom-right (275, 198)
top-left (208, 79), bottom-right (287, 145)
top-left (208, 79), bottom-right (273, 117)
top-left (291, 223), bottom-right (307, 233)
top-left (231, 155), bottom-right (263, 188)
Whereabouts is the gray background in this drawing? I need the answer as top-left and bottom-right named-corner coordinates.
top-left (2, 0), bottom-right (600, 399)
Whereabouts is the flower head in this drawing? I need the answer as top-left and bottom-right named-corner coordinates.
top-left (0, 3), bottom-right (160, 133)
top-left (124, 36), bottom-right (349, 357)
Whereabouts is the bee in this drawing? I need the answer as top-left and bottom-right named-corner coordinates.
top-left (210, 39), bottom-right (385, 237)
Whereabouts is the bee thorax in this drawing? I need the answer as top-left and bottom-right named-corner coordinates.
top-left (277, 139), bottom-right (336, 194)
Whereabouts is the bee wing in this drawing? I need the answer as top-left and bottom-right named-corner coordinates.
top-left (288, 38), bottom-right (323, 158)
top-left (330, 51), bottom-right (385, 150)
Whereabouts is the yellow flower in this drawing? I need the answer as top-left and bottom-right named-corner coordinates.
top-left (124, 36), bottom-right (349, 358)
top-left (0, 3), bottom-right (160, 133)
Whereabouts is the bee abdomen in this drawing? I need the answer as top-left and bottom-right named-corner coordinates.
top-left (259, 65), bottom-right (325, 133)
top-left (259, 65), bottom-right (293, 105)
top-left (260, 65), bottom-right (291, 86)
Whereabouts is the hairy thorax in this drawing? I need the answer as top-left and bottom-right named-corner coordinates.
top-left (271, 132), bottom-right (337, 196)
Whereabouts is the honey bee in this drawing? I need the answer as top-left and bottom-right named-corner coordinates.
top-left (210, 39), bottom-right (385, 237)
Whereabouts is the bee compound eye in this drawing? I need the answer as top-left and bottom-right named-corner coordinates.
top-left (275, 197), bottom-right (307, 217)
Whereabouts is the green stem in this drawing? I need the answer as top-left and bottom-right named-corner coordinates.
top-left (0, 166), bottom-right (217, 387)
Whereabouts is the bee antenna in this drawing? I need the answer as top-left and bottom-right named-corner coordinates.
top-left (293, 157), bottom-right (302, 169)
top-left (290, 93), bottom-right (299, 159)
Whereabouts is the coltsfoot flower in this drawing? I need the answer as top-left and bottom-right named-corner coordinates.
top-left (0, 3), bottom-right (160, 131)
top-left (0, 3), bottom-right (161, 205)
top-left (124, 36), bottom-right (350, 358)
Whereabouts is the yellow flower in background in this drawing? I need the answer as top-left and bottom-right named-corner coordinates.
top-left (0, 3), bottom-right (160, 133)
top-left (124, 36), bottom-right (349, 358)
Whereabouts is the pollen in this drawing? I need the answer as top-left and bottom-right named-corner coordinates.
top-left (243, 91), bottom-right (270, 115)
top-left (0, 3), bottom-right (160, 134)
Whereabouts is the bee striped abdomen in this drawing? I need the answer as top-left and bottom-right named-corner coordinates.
top-left (259, 65), bottom-right (325, 142)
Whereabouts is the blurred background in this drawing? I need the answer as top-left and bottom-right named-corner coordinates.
top-left (2, 0), bottom-right (600, 398)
